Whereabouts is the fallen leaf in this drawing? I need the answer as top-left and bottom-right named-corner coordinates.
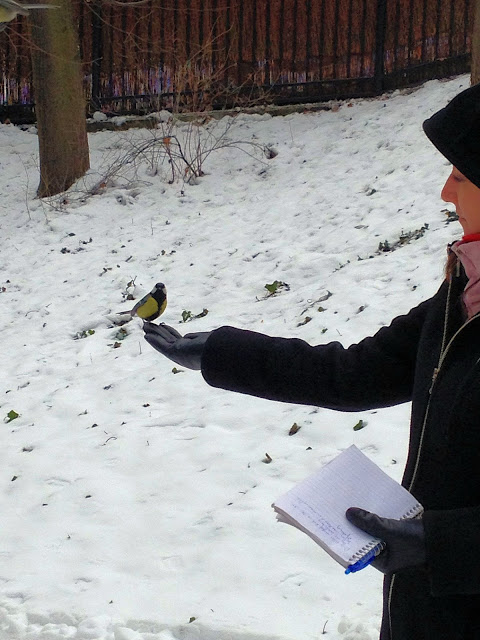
top-left (353, 419), bottom-right (367, 431)
top-left (289, 423), bottom-right (301, 436)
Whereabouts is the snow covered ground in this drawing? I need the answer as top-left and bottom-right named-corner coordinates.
top-left (0, 73), bottom-right (469, 640)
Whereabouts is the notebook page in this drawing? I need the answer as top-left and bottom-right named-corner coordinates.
top-left (273, 445), bottom-right (422, 566)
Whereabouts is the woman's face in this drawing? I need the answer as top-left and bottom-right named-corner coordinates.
top-left (441, 167), bottom-right (480, 235)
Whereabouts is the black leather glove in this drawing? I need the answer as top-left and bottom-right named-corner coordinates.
top-left (143, 322), bottom-right (211, 371)
top-left (346, 507), bottom-right (426, 574)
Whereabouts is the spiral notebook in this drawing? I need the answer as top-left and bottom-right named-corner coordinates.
top-left (272, 445), bottom-right (423, 573)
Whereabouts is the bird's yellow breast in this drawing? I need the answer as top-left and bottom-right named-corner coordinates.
top-left (136, 296), bottom-right (161, 320)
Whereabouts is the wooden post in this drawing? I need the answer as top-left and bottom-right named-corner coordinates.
top-left (91, 0), bottom-right (103, 111)
top-left (472, 0), bottom-right (480, 85)
top-left (374, 0), bottom-right (387, 94)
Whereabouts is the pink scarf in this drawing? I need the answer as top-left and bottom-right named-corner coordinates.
top-left (452, 234), bottom-right (480, 319)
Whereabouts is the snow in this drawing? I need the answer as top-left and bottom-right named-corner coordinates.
top-left (0, 73), bottom-right (469, 640)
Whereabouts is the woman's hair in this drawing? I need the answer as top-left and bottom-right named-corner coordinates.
top-left (445, 249), bottom-right (458, 282)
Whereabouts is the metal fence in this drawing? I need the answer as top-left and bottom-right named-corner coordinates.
top-left (0, 0), bottom-right (474, 122)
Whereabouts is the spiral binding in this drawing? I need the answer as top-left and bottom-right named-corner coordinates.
top-left (400, 504), bottom-right (423, 520)
top-left (348, 540), bottom-right (384, 563)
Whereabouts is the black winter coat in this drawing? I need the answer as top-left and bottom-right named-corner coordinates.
top-left (200, 265), bottom-right (480, 640)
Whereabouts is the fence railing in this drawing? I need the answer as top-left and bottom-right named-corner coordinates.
top-left (0, 0), bottom-right (473, 122)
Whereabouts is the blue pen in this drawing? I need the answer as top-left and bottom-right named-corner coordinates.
top-left (345, 543), bottom-right (385, 575)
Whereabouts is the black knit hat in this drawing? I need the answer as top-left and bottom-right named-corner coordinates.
top-left (423, 83), bottom-right (480, 189)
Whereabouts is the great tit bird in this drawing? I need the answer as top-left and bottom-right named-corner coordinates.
top-left (0, 0), bottom-right (56, 31)
top-left (119, 282), bottom-right (167, 322)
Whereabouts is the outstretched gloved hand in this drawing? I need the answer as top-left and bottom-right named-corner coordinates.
top-left (346, 507), bottom-right (426, 574)
top-left (143, 322), bottom-right (211, 370)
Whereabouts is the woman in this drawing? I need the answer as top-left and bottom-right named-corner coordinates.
top-left (143, 83), bottom-right (480, 640)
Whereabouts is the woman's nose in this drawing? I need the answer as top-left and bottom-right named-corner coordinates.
top-left (441, 174), bottom-right (456, 204)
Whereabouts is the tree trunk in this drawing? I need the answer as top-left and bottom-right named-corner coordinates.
top-left (29, 0), bottom-right (90, 197)
top-left (472, 0), bottom-right (480, 85)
